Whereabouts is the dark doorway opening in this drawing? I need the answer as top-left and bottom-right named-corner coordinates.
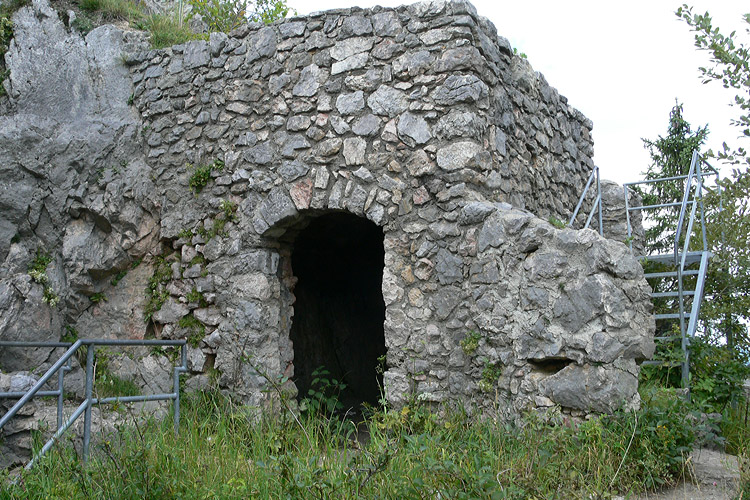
top-left (290, 212), bottom-right (386, 411)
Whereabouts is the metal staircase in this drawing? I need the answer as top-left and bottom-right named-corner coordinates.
top-left (570, 151), bottom-right (719, 390)
top-left (622, 151), bottom-right (718, 388)
top-left (0, 339), bottom-right (187, 470)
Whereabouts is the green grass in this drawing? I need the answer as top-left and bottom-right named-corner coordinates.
top-left (79, 0), bottom-right (144, 20)
top-left (76, 0), bottom-right (202, 49)
top-left (94, 373), bottom-right (140, 399)
top-left (139, 14), bottom-right (205, 50)
top-left (0, 387), bottom-right (710, 499)
top-left (178, 314), bottom-right (206, 347)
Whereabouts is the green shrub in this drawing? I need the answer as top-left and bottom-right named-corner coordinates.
top-left (61, 325), bottom-right (79, 343)
top-left (144, 256), bottom-right (173, 322)
top-left (178, 314), bottom-right (205, 347)
top-left (110, 268), bottom-right (128, 286)
top-left (598, 388), bottom-right (695, 489)
top-left (219, 199), bottom-right (237, 220)
top-left (186, 0), bottom-right (246, 32)
top-left (0, 15), bottom-right (12, 68)
top-left (186, 0), bottom-right (292, 32)
top-left (479, 362), bottom-right (502, 393)
top-left (548, 216), bottom-right (567, 229)
top-left (93, 349), bottom-right (140, 398)
top-left (1, 390), bottom-right (702, 499)
top-left (299, 366), bottom-right (346, 416)
top-left (79, 0), bottom-right (102, 11)
top-left (689, 336), bottom-right (750, 413)
top-left (140, 13), bottom-right (205, 49)
top-left (27, 249), bottom-right (59, 307)
top-left (71, 14), bottom-right (94, 34)
top-left (188, 159), bottom-right (224, 194)
top-left (459, 330), bottom-right (481, 355)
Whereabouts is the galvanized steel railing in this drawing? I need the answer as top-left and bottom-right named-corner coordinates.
top-left (0, 339), bottom-right (187, 470)
top-left (622, 150), bottom-right (719, 388)
top-left (568, 165), bottom-right (603, 235)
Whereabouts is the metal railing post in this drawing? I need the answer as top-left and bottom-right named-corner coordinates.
top-left (623, 185), bottom-right (633, 251)
top-left (82, 345), bottom-right (95, 463)
top-left (569, 167), bottom-right (597, 227)
top-left (56, 361), bottom-right (66, 431)
top-left (173, 344), bottom-right (186, 435)
top-left (0, 341), bottom-right (81, 430)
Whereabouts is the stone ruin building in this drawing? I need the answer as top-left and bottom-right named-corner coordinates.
top-left (0, 0), bottom-right (654, 461)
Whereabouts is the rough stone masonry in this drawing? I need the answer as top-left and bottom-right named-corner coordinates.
top-left (0, 0), bottom-right (654, 434)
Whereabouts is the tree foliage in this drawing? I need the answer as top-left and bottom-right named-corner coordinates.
top-left (677, 5), bottom-right (749, 166)
top-left (675, 5), bottom-right (750, 356)
top-left (187, 0), bottom-right (292, 33)
top-left (640, 7), bottom-right (750, 397)
top-left (641, 102), bottom-right (709, 254)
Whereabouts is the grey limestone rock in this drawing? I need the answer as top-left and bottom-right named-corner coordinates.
top-left (436, 141), bottom-right (483, 171)
top-left (433, 74), bottom-right (489, 105)
top-left (293, 64), bottom-right (324, 96)
top-left (540, 364), bottom-right (639, 413)
top-left (367, 85), bottom-right (408, 117)
top-left (336, 90), bottom-right (365, 115)
top-left (352, 113), bottom-right (381, 136)
top-left (397, 112), bottom-right (432, 145)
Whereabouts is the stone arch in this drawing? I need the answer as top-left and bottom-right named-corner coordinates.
top-left (264, 202), bottom-right (388, 411)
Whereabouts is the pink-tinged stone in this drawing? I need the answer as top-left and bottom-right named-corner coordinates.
top-left (290, 178), bottom-right (314, 210)
top-left (413, 185), bottom-right (431, 205)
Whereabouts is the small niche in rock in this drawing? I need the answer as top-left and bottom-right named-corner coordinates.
top-left (528, 357), bottom-right (574, 374)
top-left (289, 212), bottom-right (386, 413)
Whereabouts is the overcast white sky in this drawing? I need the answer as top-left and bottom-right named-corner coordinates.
top-left (285, 0), bottom-right (747, 184)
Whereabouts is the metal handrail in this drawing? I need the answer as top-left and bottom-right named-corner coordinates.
top-left (0, 341), bottom-right (73, 430)
top-left (0, 339), bottom-right (187, 469)
top-left (674, 151), bottom-right (699, 265)
top-left (620, 149), bottom-right (718, 389)
top-left (569, 165), bottom-right (603, 235)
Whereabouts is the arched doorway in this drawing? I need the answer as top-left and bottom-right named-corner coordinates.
top-left (289, 211), bottom-right (386, 411)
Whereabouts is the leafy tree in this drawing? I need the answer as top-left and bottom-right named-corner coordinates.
top-left (677, 6), bottom-right (749, 167)
top-left (676, 5), bottom-right (750, 357)
top-left (633, 6), bottom-right (750, 402)
top-left (187, 0), bottom-right (292, 33)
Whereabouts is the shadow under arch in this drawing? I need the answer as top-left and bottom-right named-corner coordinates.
top-left (269, 209), bottom-right (386, 412)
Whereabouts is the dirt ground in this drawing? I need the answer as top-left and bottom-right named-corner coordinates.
top-left (616, 448), bottom-right (741, 500)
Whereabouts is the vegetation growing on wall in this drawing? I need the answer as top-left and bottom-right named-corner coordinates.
top-left (144, 255), bottom-right (173, 322)
top-left (27, 249), bottom-right (60, 307)
top-left (178, 313), bottom-right (206, 347)
top-left (186, 0), bottom-right (292, 32)
top-left (0, 8), bottom-right (15, 97)
top-left (68, 0), bottom-right (293, 48)
top-left (188, 159), bottom-right (224, 194)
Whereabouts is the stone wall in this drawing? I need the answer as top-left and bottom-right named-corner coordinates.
top-left (0, 0), bottom-right (653, 435)
top-left (131, 1), bottom-right (594, 236)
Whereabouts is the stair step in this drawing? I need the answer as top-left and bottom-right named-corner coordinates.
top-left (655, 313), bottom-right (683, 320)
top-left (652, 291), bottom-right (696, 298)
top-left (642, 360), bottom-right (682, 367)
top-left (644, 270), bottom-right (700, 278)
top-left (654, 335), bottom-right (683, 342)
top-left (639, 251), bottom-right (706, 265)
top-left (635, 200), bottom-right (695, 211)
